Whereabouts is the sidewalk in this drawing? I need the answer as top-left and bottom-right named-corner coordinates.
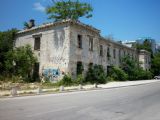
top-left (98, 79), bottom-right (158, 89)
top-left (0, 79), bottom-right (159, 98)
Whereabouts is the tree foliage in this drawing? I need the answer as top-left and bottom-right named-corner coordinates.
top-left (0, 29), bottom-right (39, 82)
top-left (151, 51), bottom-right (160, 75)
top-left (133, 39), bottom-right (152, 55)
top-left (46, 0), bottom-right (93, 21)
top-left (121, 55), bottom-right (152, 80)
top-left (23, 22), bottom-right (30, 29)
top-left (5, 45), bottom-right (37, 82)
top-left (0, 29), bottom-right (18, 74)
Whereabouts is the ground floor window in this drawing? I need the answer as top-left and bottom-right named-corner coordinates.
top-left (107, 65), bottom-right (113, 75)
top-left (89, 63), bottom-right (93, 68)
top-left (77, 61), bottom-right (84, 75)
top-left (33, 62), bottom-right (40, 81)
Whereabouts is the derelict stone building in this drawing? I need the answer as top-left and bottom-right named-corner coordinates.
top-left (15, 20), bottom-right (150, 80)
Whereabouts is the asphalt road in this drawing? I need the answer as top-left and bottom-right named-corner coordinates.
top-left (1, 81), bottom-right (160, 120)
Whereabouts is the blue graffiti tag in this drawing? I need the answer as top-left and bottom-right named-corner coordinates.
top-left (43, 68), bottom-right (60, 77)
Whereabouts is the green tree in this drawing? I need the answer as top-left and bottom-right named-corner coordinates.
top-left (46, 0), bottom-right (93, 21)
top-left (121, 55), bottom-right (152, 80)
top-left (151, 51), bottom-right (160, 75)
top-left (0, 29), bottom-right (18, 74)
top-left (133, 39), bottom-right (152, 55)
top-left (23, 22), bottom-right (30, 29)
top-left (5, 45), bottom-right (37, 82)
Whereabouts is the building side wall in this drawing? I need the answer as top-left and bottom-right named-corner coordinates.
top-left (139, 52), bottom-right (151, 70)
top-left (15, 21), bottom-right (150, 80)
top-left (69, 25), bottom-right (100, 78)
top-left (15, 25), bottom-right (70, 78)
top-left (69, 25), bottom-right (138, 78)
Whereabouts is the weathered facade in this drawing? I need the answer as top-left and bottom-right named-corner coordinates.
top-left (138, 50), bottom-right (151, 70)
top-left (15, 20), bottom-right (150, 80)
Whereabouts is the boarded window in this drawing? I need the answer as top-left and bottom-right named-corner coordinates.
top-left (100, 45), bottom-right (103, 56)
top-left (89, 37), bottom-right (93, 51)
top-left (34, 37), bottom-right (40, 50)
top-left (77, 35), bottom-right (82, 48)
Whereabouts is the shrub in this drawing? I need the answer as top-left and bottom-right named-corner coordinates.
top-left (85, 65), bottom-right (107, 84)
top-left (74, 74), bottom-right (84, 85)
top-left (135, 68), bottom-right (153, 80)
top-left (5, 45), bottom-right (37, 82)
top-left (57, 74), bottom-right (73, 86)
top-left (121, 55), bottom-right (153, 80)
top-left (108, 66), bottom-right (128, 81)
top-left (106, 76), bottom-right (115, 82)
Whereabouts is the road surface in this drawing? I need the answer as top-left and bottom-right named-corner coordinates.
top-left (0, 81), bottom-right (160, 120)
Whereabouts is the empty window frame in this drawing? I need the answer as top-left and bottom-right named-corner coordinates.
top-left (77, 35), bottom-right (82, 48)
top-left (77, 61), bottom-right (83, 75)
top-left (119, 49), bottom-right (121, 61)
top-left (89, 36), bottom-right (93, 51)
top-left (34, 37), bottom-right (40, 50)
top-left (113, 49), bottom-right (116, 59)
top-left (100, 45), bottom-right (103, 56)
top-left (89, 63), bottom-right (93, 68)
top-left (107, 47), bottom-right (110, 60)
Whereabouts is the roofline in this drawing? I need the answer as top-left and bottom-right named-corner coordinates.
top-left (100, 37), bottom-right (137, 51)
top-left (139, 49), bottom-right (151, 55)
top-left (17, 19), bottom-right (100, 35)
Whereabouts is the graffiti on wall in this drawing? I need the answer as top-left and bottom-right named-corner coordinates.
top-left (42, 68), bottom-right (61, 82)
top-left (43, 68), bottom-right (60, 77)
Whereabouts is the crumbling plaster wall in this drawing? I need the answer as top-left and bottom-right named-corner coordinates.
top-left (68, 24), bottom-right (138, 77)
top-left (139, 53), bottom-right (151, 70)
top-left (15, 24), bottom-right (71, 76)
top-left (69, 24), bottom-right (100, 77)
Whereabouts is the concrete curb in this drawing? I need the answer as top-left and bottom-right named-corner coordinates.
top-left (0, 80), bottom-right (159, 99)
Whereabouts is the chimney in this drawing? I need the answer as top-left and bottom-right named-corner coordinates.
top-left (29, 19), bottom-right (35, 28)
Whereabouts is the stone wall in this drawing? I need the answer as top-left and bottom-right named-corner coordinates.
top-left (15, 24), bottom-right (71, 80)
top-left (139, 50), bottom-right (151, 70)
top-left (15, 20), bottom-right (149, 80)
top-left (68, 24), bottom-right (137, 78)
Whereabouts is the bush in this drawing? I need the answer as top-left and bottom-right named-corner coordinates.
top-left (121, 55), bottom-right (153, 80)
top-left (4, 45), bottom-right (37, 82)
top-left (108, 66), bottom-right (128, 81)
top-left (85, 65), bottom-right (107, 84)
top-left (135, 68), bottom-right (153, 80)
top-left (57, 74), bottom-right (73, 86)
top-left (74, 74), bottom-right (84, 85)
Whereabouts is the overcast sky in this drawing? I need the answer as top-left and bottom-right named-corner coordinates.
top-left (0, 0), bottom-right (160, 42)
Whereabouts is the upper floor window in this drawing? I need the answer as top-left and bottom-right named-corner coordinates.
top-left (89, 36), bottom-right (93, 51)
top-left (34, 37), bottom-right (40, 50)
top-left (113, 49), bottom-right (116, 59)
top-left (124, 51), bottom-right (126, 56)
top-left (100, 45), bottom-right (103, 56)
top-left (131, 54), bottom-right (134, 60)
top-left (119, 49), bottom-right (121, 61)
top-left (107, 47), bottom-right (110, 60)
top-left (77, 35), bottom-right (82, 48)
